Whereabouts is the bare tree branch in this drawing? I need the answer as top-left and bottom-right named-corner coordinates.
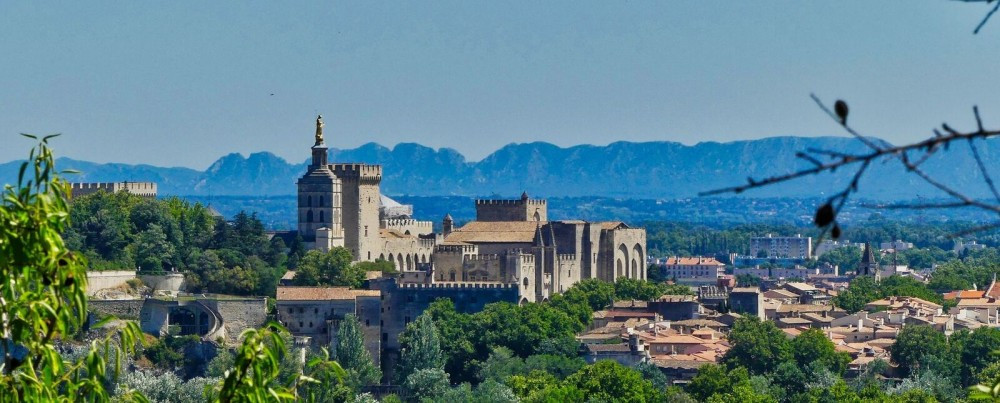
top-left (954, 0), bottom-right (1000, 33)
top-left (702, 94), bottom-right (1000, 237)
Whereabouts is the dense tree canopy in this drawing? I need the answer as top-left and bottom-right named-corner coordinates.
top-left (67, 192), bottom-right (287, 296)
top-left (722, 317), bottom-right (792, 375)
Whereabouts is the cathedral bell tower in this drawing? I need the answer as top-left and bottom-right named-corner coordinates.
top-left (297, 115), bottom-right (343, 250)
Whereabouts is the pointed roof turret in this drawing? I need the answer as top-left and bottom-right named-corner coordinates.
top-left (861, 242), bottom-right (876, 265)
top-left (443, 213), bottom-right (453, 222)
top-left (521, 191), bottom-right (529, 201)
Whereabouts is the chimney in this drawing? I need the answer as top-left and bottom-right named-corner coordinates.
top-left (857, 319), bottom-right (863, 331)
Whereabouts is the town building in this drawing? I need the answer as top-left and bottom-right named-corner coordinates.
top-left (274, 286), bottom-right (382, 362)
top-left (749, 234), bottom-right (812, 259)
top-left (880, 239), bottom-right (914, 252)
top-left (659, 257), bottom-right (725, 285)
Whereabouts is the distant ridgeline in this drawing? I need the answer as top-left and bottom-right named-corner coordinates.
top-left (178, 195), bottom-right (998, 232)
top-left (5, 136), bottom-right (1000, 199)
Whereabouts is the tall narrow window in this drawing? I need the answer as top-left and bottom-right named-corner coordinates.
top-left (307, 195), bottom-right (312, 207)
top-left (319, 196), bottom-right (324, 206)
top-left (307, 210), bottom-right (314, 222)
top-left (319, 211), bottom-right (325, 222)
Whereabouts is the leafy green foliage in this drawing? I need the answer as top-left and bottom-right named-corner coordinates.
top-left (722, 317), bottom-right (792, 375)
top-left (790, 328), bottom-right (851, 375)
top-left (403, 368), bottom-right (450, 401)
top-left (562, 361), bottom-right (662, 402)
top-left (292, 248), bottom-right (367, 288)
top-left (68, 191), bottom-right (286, 296)
top-left (613, 277), bottom-right (669, 300)
top-left (335, 314), bottom-right (381, 389)
top-left (142, 335), bottom-right (204, 377)
top-left (353, 259), bottom-right (397, 275)
top-left (210, 322), bottom-right (346, 402)
top-left (562, 278), bottom-right (615, 312)
top-left (817, 246), bottom-right (864, 272)
top-left (396, 313), bottom-right (446, 383)
top-left (0, 136), bottom-right (145, 401)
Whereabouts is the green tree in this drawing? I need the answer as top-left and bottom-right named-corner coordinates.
top-left (818, 246), bottom-right (863, 273)
top-left (614, 278), bottom-right (668, 301)
top-left (397, 313), bottom-right (446, 383)
top-left (0, 136), bottom-right (144, 401)
top-left (473, 379), bottom-right (519, 403)
top-left (131, 223), bottom-right (176, 272)
top-left (476, 302), bottom-right (582, 358)
top-left (404, 368), bottom-right (450, 401)
top-left (479, 346), bottom-right (526, 382)
top-left (687, 364), bottom-right (745, 401)
top-left (523, 354), bottom-right (586, 379)
top-left (722, 317), bottom-right (793, 375)
top-left (564, 360), bottom-right (663, 403)
top-left (563, 279), bottom-right (615, 311)
top-left (335, 314), bottom-right (382, 389)
top-left (298, 348), bottom-right (352, 403)
top-left (419, 299), bottom-right (479, 383)
top-left (294, 248), bottom-right (363, 287)
top-left (525, 384), bottom-right (585, 403)
top-left (791, 328), bottom-right (851, 375)
top-left (507, 370), bottom-right (560, 400)
top-left (891, 325), bottom-right (949, 377)
top-left (635, 361), bottom-right (670, 390)
top-left (958, 327), bottom-right (1000, 386)
top-left (353, 259), bottom-right (397, 275)
top-left (975, 360), bottom-right (1000, 387)
top-left (211, 322), bottom-right (345, 402)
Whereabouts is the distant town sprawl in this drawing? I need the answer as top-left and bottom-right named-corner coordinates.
top-left (67, 116), bottom-right (1000, 401)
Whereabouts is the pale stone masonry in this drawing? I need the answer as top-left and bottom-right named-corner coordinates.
top-left (70, 181), bottom-right (157, 198)
top-left (293, 116), bottom-right (647, 304)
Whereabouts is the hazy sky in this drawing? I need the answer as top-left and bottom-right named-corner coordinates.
top-left (2, 1), bottom-right (998, 168)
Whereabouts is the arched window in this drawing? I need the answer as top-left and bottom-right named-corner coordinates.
top-left (319, 210), bottom-right (325, 222)
top-left (306, 210), bottom-right (314, 222)
top-left (307, 195), bottom-right (312, 207)
top-left (319, 196), bottom-right (324, 207)
top-left (449, 271), bottom-right (457, 281)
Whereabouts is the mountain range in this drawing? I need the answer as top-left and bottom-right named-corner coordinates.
top-left (2, 136), bottom-right (998, 201)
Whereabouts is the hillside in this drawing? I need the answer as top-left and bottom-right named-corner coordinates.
top-left (2, 136), bottom-right (997, 200)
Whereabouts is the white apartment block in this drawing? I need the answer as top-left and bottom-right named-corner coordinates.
top-left (750, 234), bottom-right (812, 259)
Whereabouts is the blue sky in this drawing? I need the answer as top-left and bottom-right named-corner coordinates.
top-left (1, 1), bottom-right (998, 168)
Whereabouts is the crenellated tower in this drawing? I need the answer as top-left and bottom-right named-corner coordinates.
top-left (333, 163), bottom-right (383, 261)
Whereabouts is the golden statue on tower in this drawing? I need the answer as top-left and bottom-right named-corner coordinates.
top-left (315, 114), bottom-right (324, 145)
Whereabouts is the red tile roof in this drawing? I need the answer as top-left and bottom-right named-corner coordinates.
top-left (276, 286), bottom-right (379, 301)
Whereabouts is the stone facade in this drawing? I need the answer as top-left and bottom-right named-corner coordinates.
top-left (90, 296), bottom-right (266, 344)
top-left (274, 287), bottom-right (382, 362)
top-left (70, 182), bottom-right (157, 198)
top-left (279, 116), bottom-right (651, 381)
top-left (294, 116), bottom-right (647, 304)
top-left (86, 270), bottom-right (137, 296)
